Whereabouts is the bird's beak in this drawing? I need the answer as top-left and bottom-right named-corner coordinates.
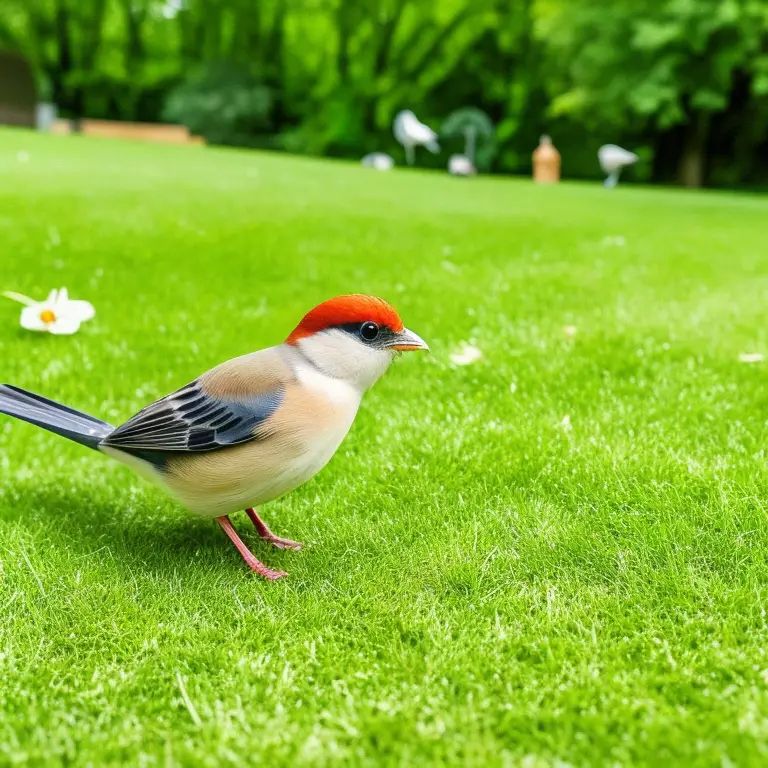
top-left (388, 328), bottom-right (429, 352)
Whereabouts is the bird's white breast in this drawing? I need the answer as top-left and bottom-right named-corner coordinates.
top-left (284, 361), bottom-right (361, 482)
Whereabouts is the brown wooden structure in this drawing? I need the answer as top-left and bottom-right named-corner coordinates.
top-left (0, 52), bottom-right (36, 128)
top-left (80, 120), bottom-right (197, 144)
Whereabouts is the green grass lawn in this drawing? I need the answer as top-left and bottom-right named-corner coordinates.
top-left (2, 128), bottom-right (768, 766)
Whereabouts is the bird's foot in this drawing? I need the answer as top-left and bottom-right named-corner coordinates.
top-left (216, 515), bottom-right (289, 581)
top-left (249, 562), bottom-right (289, 581)
top-left (260, 533), bottom-right (303, 552)
top-left (245, 508), bottom-right (303, 551)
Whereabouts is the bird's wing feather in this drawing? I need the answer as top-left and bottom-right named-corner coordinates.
top-left (104, 348), bottom-right (292, 454)
top-left (103, 380), bottom-right (283, 453)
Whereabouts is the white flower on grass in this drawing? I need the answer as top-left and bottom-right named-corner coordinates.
top-left (558, 414), bottom-right (572, 432)
top-left (3, 288), bottom-right (95, 335)
top-left (450, 343), bottom-right (482, 366)
top-left (563, 325), bottom-right (578, 337)
top-left (739, 353), bottom-right (764, 364)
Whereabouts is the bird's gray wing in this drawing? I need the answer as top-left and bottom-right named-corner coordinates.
top-left (103, 379), bottom-right (283, 454)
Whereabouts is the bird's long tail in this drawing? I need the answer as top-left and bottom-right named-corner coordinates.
top-left (425, 139), bottom-right (440, 154)
top-left (0, 384), bottom-right (114, 450)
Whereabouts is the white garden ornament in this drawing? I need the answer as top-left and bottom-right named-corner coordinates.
top-left (598, 144), bottom-right (638, 188)
top-left (393, 110), bottom-right (439, 166)
top-left (361, 152), bottom-right (395, 171)
top-left (3, 288), bottom-right (95, 335)
top-left (448, 154), bottom-right (476, 176)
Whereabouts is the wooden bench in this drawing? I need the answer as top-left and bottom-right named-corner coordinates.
top-left (80, 120), bottom-right (195, 143)
top-left (50, 119), bottom-right (73, 135)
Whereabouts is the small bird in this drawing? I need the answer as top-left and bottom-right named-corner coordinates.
top-left (393, 110), bottom-right (440, 166)
top-left (0, 295), bottom-right (428, 580)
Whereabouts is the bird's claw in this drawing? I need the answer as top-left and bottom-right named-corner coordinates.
top-left (255, 567), bottom-right (289, 581)
top-left (261, 534), bottom-right (303, 552)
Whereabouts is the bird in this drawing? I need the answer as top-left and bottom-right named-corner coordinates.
top-left (0, 294), bottom-right (429, 580)
top-left (393, 110), bottom-right (439, 166)
top-left (598, 144), bottom-right (639, 188)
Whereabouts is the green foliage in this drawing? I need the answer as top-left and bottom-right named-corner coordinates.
top-left (540, 0), bottom-right (768, 184)
top-left (544, 0), bottom-right (766, 128)
top-left (164, 63), bottom-right (274, 146)
top-left (0, 0), bottom-right (766, 185)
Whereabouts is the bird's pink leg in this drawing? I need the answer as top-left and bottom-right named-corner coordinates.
top-left (245, 508), bottom-right (303, 551)
top-left (215, 515), bottom-right (288, 580)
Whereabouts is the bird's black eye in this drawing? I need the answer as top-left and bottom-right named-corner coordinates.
top-left (360, 321), bottom-right (380, 342)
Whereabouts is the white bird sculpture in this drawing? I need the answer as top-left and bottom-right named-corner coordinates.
top-left (361, 152), bottom-right (395, 171)
top-left (393, 110), bottom-right (439, 166)
top-left (598, 144), bottom-right (638, 188)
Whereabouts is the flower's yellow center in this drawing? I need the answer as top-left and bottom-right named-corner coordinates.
top-left (40, 308), bottom-right (57, 324)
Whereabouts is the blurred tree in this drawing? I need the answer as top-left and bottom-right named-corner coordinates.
top-left (164, 62), bottom-right (274, 145)
top-left (539, 0), bottom-right (768, 187)
top-left (0, 0), bottom-right (765, 185)
top-left (282, 0), bottom-right (492, 159)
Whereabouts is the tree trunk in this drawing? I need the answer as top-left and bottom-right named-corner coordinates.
top-left (119, 0), bottom-right (145, 120)
top-left (52, 0), bottom-right (73, 112)
top-left (265, 4), bottom-right (287, 127)
top-left (677, 111), bottom-right (711, 188)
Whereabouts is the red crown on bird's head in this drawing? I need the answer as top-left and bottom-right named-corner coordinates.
top-left (287, 294), bottom-right (404, 344)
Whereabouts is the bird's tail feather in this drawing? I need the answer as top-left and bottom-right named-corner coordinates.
top-left (0, 384), bottom-right (114, 450)
top-left (426, 140), bottom-right (440, 153)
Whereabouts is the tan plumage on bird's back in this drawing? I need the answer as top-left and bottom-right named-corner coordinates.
top-left (199, 347), bottom-right (291, 400)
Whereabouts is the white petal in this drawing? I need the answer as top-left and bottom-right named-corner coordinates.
top-left (739, 353), bottom-right (764, 363)
top-left (450, 343), bottom-right (483, 366)
top-left (66, 300), bottom-right (95, 322)
top-left (2, 291), bottom-right (37, 306)
top-left (48, 316), bottom-right (82, 335)
top-left (45, 289), bottom-right (58, 304)
top-left (56, 287), bottom-right (69, 305)
top-left (20, 305), bottom-right (49, 331)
